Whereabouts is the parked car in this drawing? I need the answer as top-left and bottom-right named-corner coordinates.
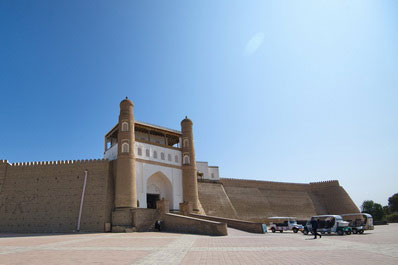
top-left (302, 215), bottom-right (352, 235)
top-left (268, 217), bottom-right (304, 233)
top-left (341, 213), bottom-right (374, 234)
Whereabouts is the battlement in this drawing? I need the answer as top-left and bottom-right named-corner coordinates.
top-left (0, 158), bottom-right (108, 167)
top-left (309, 180), bottom-right (340, 187)
top-left (221, 177), bottom-right (309, 185)
top-left (220, 178), bottom-right (310, 191)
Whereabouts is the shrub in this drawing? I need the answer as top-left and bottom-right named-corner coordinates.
top-left (386, 212), bottom-right (398, 223)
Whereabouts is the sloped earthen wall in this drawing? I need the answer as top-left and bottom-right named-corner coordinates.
top-left (198, 178), bottom-right (359, 222)
top-left (197, 182), bottom-right (238, 219)
top-left (310, 181), bottom-right (359, 215)
top-left (0, 159), bottom-right (114, 233)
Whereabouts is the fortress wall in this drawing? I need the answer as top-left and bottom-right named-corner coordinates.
top-left (196, 178), bottom-right (359, 222)
top-left (310, 181), bottom-right (360, 214)
top-left (0, 160), bottom-right (7, 193)
top-left (220, 179), bottom-right (317, 222)
top-left (220, 185), bottom-right (272, 222)
top-left (0, 159), bottom-right (113, 233)
top-left (197, 182), bottom-right (239, 219)
top-left (258, 189), bottom-right (317, 220)
top-left (221, 178), bottom-right (309, 191)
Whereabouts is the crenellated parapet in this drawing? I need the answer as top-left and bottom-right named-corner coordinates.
top-left (309, 180), bottom-right (340, 188)
top-left (221, 178), bottom-right (310, 191)
top-left (1, 159), bottom-right (108, 167)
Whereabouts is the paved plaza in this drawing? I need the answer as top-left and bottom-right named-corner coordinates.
top-left (0, 224), bottom-right (397, 265)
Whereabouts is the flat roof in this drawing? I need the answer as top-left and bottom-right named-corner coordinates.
top-left (312, 215), bottom-right (343, 218)
top-left (105, 120), bottom-right (181, 138)
top-left (135, 120), bottom-right (181, 135)
top-left (341, 213), bottom-right (372, 217)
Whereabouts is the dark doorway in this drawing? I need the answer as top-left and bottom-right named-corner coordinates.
top-left (147, 193), bottom-right (160, 209)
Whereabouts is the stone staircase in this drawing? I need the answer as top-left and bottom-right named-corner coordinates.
top-left (111, 200), bottom-right (169, 233)
top-left (133, 208), bottom-right (162, 232)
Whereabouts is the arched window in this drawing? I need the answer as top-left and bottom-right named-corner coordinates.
top-left (145, 149), bottom-right (150, 157)
top-left (168, 154), bottom-right (172, 161)
top-left (121, 122), bottom-right (129, 132)
top-left (183, 154), bottom-right (190, 165)
top-left (161, 152), bottom-right (165, 160)
top-left (153, 150), bottom-right (158, 159)
top-left (137, 147), bottom-right (142, 156)
top-left (122, 142), bottom-right (129, 153)
top-left (183, 138), bottom-right (189, 148)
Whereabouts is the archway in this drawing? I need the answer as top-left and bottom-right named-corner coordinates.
top-left (146, 171), bottom-right (173, 210)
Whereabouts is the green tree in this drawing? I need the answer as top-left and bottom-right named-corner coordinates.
top-left (383, 205), bottom-right (390, 216)
top-left (388, 193), bottom-right (398, 212)
top-left (361, 200), bottom-right (385, 221)
top-left (373, 203), bottom-right (384, 221)
top-left (361, 200), bottom-right (375, 213)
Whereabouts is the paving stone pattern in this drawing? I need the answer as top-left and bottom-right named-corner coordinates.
top-left (0, 224), bottom-right (397, 264)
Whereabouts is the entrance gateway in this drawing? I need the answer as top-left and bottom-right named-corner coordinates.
top-left (147, 193), bottom-right (160, 209)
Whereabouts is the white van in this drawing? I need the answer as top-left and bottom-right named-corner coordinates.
top-left (268, 217), bottom-right (304, 233)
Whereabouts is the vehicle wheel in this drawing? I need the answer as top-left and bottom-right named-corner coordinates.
top-left (293, 228), bottom-right (298, 233)
top-left (303, 230), bottom-right (309, 235)
top-left (327, 232), bottom-right (331, 235)
top-left (352, 228), bottom-right (358, 234)
top-left (271, 228), bottom-right (275, 233)
top-left (337, 230), bottom-right (344, 236)
top-left (321, 231), bottom-right (325, 235)
top-left (345, 230), bottom-right (351, 235)
top-left (359, 230), bottom-right (364, 234)
top-left (280, 230), bottom-right (283, 233)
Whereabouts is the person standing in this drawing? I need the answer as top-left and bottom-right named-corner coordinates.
top-left (311, 218), bottom-right (322, 239)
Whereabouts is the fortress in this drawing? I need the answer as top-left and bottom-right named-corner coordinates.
top-left (0, 98), bottom-right (359, 234)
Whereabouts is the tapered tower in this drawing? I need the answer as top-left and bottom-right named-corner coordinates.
top-left (115, 97), bottom-right (137, 208)
top-left (181, 117), bottom-right (199, 211)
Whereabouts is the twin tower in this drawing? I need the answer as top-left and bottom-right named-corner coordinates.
top-left (114, 97), bottom-right (200, 211)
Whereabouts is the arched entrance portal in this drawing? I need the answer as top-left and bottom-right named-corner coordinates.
top-left (146, 171), bottom-right (173, 210)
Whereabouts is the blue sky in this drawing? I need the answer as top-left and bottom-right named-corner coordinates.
top-left (0, 0), bottom-right (397, 207)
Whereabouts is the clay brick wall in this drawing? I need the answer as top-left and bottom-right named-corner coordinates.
top-left (310, 181), bottom-right (359, 214)
top-left (198, 178), bottom-right (359, 222)
top-left (197, 182), bottom-right (238, 219)
top-left (0, 160), bottom-right (7, 194)
top-left (0, 159), bottom-right (114, 233)
top-left (220, 179), bottom-right (317, 222)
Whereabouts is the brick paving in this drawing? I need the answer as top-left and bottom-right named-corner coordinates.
top-left (0, 224), bottom-right (397, 264)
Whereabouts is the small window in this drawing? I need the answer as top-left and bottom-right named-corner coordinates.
top-left (122, 143), bottom-right (129, 153)
top-left (146, 149), bottom-right (150, 157)
top-left (168, 154), bottom-right (172, 161)
top-left (161, 152), bottom-right (165, 160)
top-left (153, 150), bottom-right (158, 159)
top-left (183, 138), bottom-right (189, 148)
top-left (175, 155), bottom-right (179, 163)
top-left (183, 154), bottom-right (190, 165)
top-left (121, 122), bottom-right (129, 132)
top-left (137, 147), bottom-right (142, 156)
